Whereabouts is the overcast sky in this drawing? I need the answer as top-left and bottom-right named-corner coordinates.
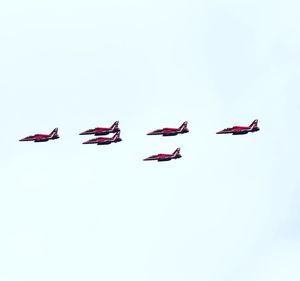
top-left (0, 0), bottom-right (300, 280)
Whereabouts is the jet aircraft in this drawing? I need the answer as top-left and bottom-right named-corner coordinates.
top-left (216, 119), bottom-right (260, 135)
top-left (83, 131), bottom-right (122, 145)
top-left (19, 128), bottom-right (59, 142)
top-left (79, 121), bottom-right (120, 136)
top-left (147, 121), bottom-right (189, 136)
top-left (143, 148), bottom-right (182, 161)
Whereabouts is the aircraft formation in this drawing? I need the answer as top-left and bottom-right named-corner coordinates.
top-left (79, 121), bottom-right (122, 145)
top-left (19, 119), bottom-right (260, 161)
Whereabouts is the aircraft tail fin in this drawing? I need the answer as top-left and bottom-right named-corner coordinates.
top-left (249, 119), bottom-right (258, 128)
top-left (111, 121), bottom-right (119, 130)
top-left (112, 131), bottom-right (120, 140)
top-left (50, 128), bottom-right (58, 138)
top-left (173, 147), bottom-right (181, 156)
top-left (179, 121), bottom-right (188, 131)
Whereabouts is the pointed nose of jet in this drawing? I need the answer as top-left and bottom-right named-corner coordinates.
top-left (147, 130), bottom-right (158, 135)
top-left (79, 131), bottom-right (87, 135)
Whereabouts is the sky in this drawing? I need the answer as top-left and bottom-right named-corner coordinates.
top-left (0, 0), bottom-right (300, 280)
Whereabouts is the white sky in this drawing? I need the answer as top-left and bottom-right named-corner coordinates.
top-left (0, 0), bottom-right (300, 280)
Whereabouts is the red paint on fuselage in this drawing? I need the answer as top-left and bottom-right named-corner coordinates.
top-left (79, 121), bottom-right (120, 136)
top-left (19, 128), bottom-right (59, 142)
top-left (143, 148), bottom-right (182, 161)
top-left (83, 132), bottom-right (122, 145)
top-left (147, 121), bottom-right (189, 136)
top-left (216, 120), bottom-right (260, 135)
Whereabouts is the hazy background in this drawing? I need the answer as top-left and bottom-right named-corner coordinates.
top-left (0, 0), bottom-right (300, 280)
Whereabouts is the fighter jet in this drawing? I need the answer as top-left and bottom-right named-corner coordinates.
top-left (147, 121), bottom-right (189, 136)
top-left (19, 128), bottom-right (59, 142)
top-left (143, 148), bottom-right (182, 161)
top-left (82, 131), bottom-right (122, 145)
top-left (216, 119), bottom-right (260, 135)
top-left (79, 121), bottom-right (120, 136)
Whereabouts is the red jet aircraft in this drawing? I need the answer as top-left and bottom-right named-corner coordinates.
top-left (83, 131), bottom-right (122, 145)
top-left (19, 128), bottom-right (59, 142)
top-left (147, 121), bottom-right (189, 136)
top-left (143, 148), bottom-right (182, 162)
top-left (216, 119), bottom-right (260, 135)
top-left (79, 121), bottom-right (120, 136)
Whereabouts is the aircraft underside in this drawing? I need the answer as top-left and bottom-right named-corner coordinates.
top-left (163, 133), bottom-right (177, 136)
top-left (158, 158), bottom-right (171, 161)
top-left (34, 139), bottom-right (49, 142)
top-left (232, 131), bottom-right (248, 135)
top-left (95, 132), bottom-right (110, 136)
